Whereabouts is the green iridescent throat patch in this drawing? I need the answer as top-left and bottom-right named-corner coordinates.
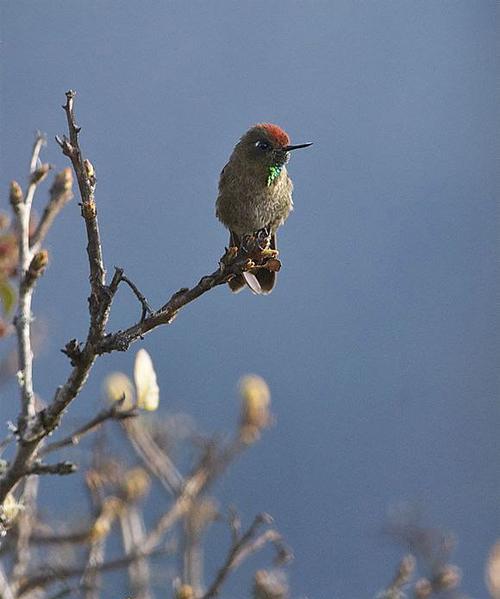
top-left (267, 165), bottom-right (282, 186)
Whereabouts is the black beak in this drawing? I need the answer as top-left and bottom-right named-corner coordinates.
top-left (283, 142), bottom-right (313, 152)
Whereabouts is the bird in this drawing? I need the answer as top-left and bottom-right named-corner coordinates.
top-left (216, 123), bottom-right (311, 294)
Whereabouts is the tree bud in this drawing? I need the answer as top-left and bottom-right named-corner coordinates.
top-left (414, 578), bottom-right (432, 598)
top-left (254, 569), bottom-right (288, 599)
top-left (30, 163), bottom-right (51, 185)
top-left (50, 167), bottom-right (73, 197)
top-left (123, 467), bottom-right (150, 502)
top-left (486, 541), bottom-right (500, 599)
top-left (175, 585), bottom-right (194, 599)
top-left (239, 374), bottom-right (271, 443)
top-left (30, 250), bottom-right (49, 273)
top-left (434, 564), bottom-right (461, 591)
top-left (9, 181), bottom-right (23, 206)
top-left (84, 159), bottom-right (95, 179)
top-left (103, 372), bottom-right (135, 410)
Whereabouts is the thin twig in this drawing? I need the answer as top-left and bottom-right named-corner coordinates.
top-left (228, 507), bottom-right (242, 546)
top-left (230, 529), bottom-right (283, 570)
top-left (25, 461), bottom-right (77, 476)
top-left (0, 563), bottom-right (15, 599)
top-left (81, 440), bottom-right (112, 599)
top-left (138, 463), bottom-right (212, 556)
top-left (119, 508), bottom-right (152, 599)
top-left (55, 90), bottom-right (107, 344)
top-left (122, 418), bottom-right (183, 495)
top-left (24, 529), bottom-right (92, 545)
top-left (379, 555), bottom-right (416, 599)
top-left (12, 133), bottom-right (47, 434)
top-left (96, 244), bottom-right (270, 355)
top-left (29, 133), bottom-right (45, 174)
top-left (17, 547), bottom-right (169, 597)
top-left (139, 437), bottom-right (246, 557)
top-left (183, 525), bottom-right (204, 596)
top-left (183, 498), bottom-right (217, 596)
top-left (41, 400), bottom-right (137, 456)
top-left (140, 495), bottom-right (193, 556)
top-left (30, 168), bottom-right (73, 253)
top-left (46, 584), bottom-right (91, 599)
top-left (11, 476), bottom-right (39, 592)
top-left (202, 514), bottom-right (276, 599)
top-left (82, 536), bottom-right (105, 599)
top-left (113, 268), bottom-right (153, 321)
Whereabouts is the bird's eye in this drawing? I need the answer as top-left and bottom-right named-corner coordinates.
top-left (255, 140), bottom-right (271, 151)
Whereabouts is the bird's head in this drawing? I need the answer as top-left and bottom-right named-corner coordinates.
top-left (236, 123), bottom-right (312, 170)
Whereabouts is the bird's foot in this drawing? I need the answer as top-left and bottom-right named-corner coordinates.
top-left (240, 228), bottom-right (271, 255)
top-left (240, 235), bottom-right (257, 254)
top-left (258, 248), bottom-right (279, 259)
top-left (226, 245), bottom-right (239, 258)
top-left (255, 227), bottom-right (272, 250)
top-left (220, 246), bottom-right (239, 268)
top-left (263, 257), bottom-right (281, 272)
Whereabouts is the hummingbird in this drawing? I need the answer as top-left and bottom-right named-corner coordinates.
top-left (216, 123), bottom-right (312, 294)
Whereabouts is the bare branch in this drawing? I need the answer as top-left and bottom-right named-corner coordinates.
top-left (0, 564), bottom-right (15, 599)
top-left (119, 508), bottom-right (152, 599)
top-left (81, 468), bottom-right (109, 599)
top-left (96, 244), bottom-right (275, 355)
top-left (55, 90), bottom-right (107, 343)
top-left (46, 584), bottom-right (91, 599)
top-left (182, 498), bottom-right (218, 595)
top-left (11, 133), bottom-right (48, 435)
top-left (202, 514), bottom-right (277, 599)
top-left (30, 168), bottom-right (74, 253)
top-left (11, 476), bottom-right (39, 590)
top-left (139, 437), bottom-right (247, 556)
top-left (253, 570), bottom-right (289, 599)
top-left (26, 461), bottom-right (77, 476)
top-left (17, 547), bottom-right (169, 597)
top-left (113, 267), bottom-right (153, 322)
top-left (122, 418), bottom-right (183, 495)
top-left (140, 494), bottom-right (194, 555)
top-left (25, 528), bottom-right (92, 545)
top-left (377, 555), bottom-right (416, 599)
top-left (232, 529), bottom-right (284, 570)
top-left (29, 133), bottom-right (46, 175)
top-left (41, 399), bottom-right (137, 456)
top-left (183, 525), bottom-right (204, 596)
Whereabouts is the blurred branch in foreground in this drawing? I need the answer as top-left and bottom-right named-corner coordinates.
top-left (1, 350), bottom-right (289, 597)
top-left (376, 505), bottom-right (477, 599)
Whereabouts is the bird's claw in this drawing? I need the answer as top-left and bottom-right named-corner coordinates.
top-left (258, 248), bottom-right (279, 259)
top-left (255, 227), bottom-right (271, 250)
top-left (240, 228), bottom-right (271, 254)
top-left (264, 257), bottom-right (281, 272)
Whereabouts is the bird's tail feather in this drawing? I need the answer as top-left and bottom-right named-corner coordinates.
top-left (228, 274), bottom-right (246, 293)
top-left (247, 268), bottom-right (276, 294)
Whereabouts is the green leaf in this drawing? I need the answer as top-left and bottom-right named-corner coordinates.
top-left (0, 280), bottom-right (16, 315)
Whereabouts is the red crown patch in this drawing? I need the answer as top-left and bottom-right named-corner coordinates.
top-left (258, 123), bottom-right (290, 147)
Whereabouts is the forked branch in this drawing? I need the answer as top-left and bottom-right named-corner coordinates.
top-left (0, 91), bottom-right (275, 521)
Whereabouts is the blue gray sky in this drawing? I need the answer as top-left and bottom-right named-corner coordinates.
top-left (1, 2), bottom-right (499, 597)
